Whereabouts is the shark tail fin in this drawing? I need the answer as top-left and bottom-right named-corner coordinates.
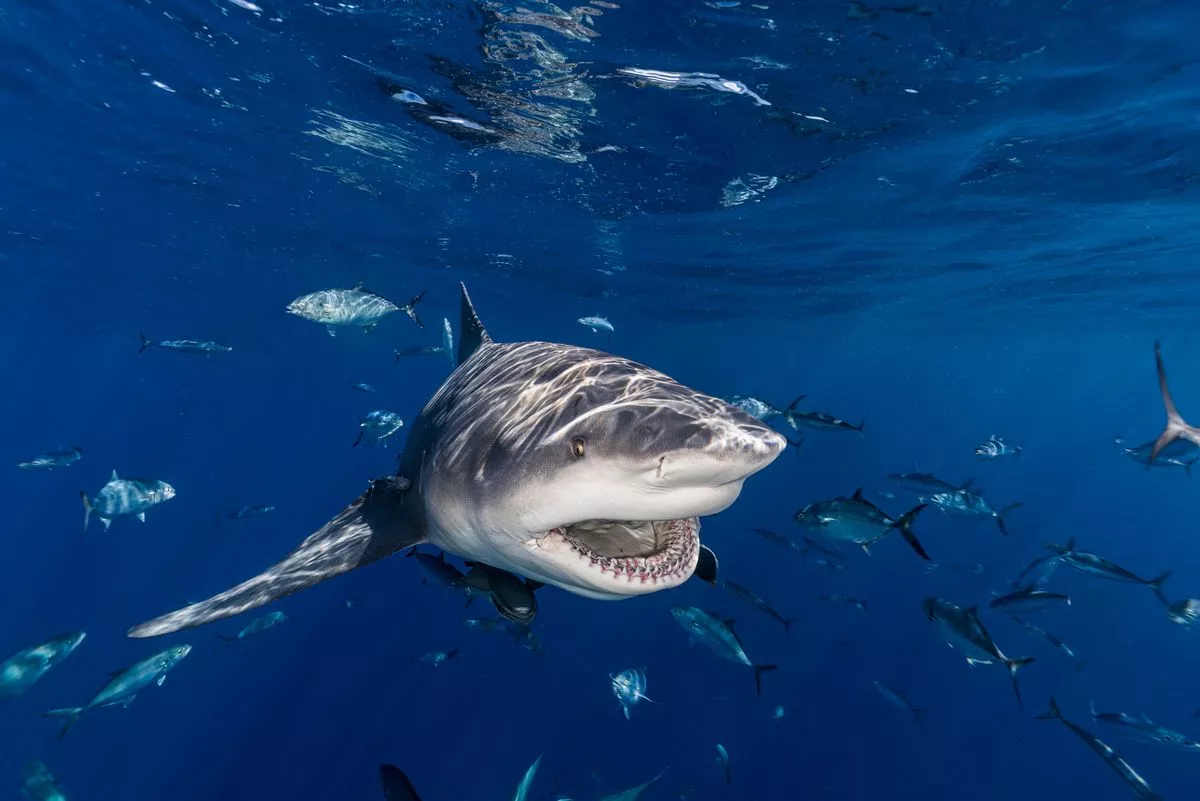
top-left (1150, 571), bottom-right (1172, 606)
top-left (1003, 656), bottom-right (1035, 711)
top-left (458, 283), bottom-right (492, 365)
top-left (127, 477), bottom-right (424, 638)
top-left (403, 290), bottom-right (426, 329)
top-left (752, 664), bottom-right (778, 697)
top-left (138, 333), bottom-right (152, 354)
top-left (996, 503), bottom-right (1023, 536)
top-left (892, 504), bottom-right (931, 560)
top-left (1149, 340), bottom-right (1200, 466)
top-left (43, 708), bottom-right (83, 738)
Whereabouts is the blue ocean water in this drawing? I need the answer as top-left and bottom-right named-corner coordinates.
top-left (5, 0), bottom-right (1200, 798)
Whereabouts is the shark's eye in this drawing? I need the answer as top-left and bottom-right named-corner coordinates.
top-left (570, 438), bottom-right (586, 459)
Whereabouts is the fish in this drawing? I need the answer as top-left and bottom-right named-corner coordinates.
top-left (394, 345), bottom-right (445, 360)
top-left (873, 680), bottom-right (928, 721)
top-left (217, 611), bottom-right (288, 642)
top-left (215, 504), bottom-right (275, 524)
top-left (380, 764), bottom-right (422, 801)
top-left (785, 410), bottom-right (864, 436)
top-left (888, 472), bottom-right (968, 495)
top-left (615, 67), bottom-right (771, 106)
top-left (1089, 700), bottom-right (1200, 751)
top-left (719, 581), bottom-right (793, 633)
top-left (80, 470), bottom-right (176, 531)
top-left (1114, 435), bottom-right (1198, 475)
top-left (724, 394), bottom-right (806, 424)
top-left (578, 316), bottom-right (614, 343)
top-left (1145, 340), bottom-right (1200, 467)
top-left (42, 644), bottom-right (192, 737)
top-left (352, 410), bottom-right (405, 448)
top-left (407, 548), bottom-right (470, 592)
top-left (1045, 538), bottom-right (1171, 606)
top-left (350, 382), bottom-right (377, 393)
top-left (819, 594), bottom-right (867, 614)
top-left (611, 667), bottom-right (654, 719)
top-left (137, 334), bottom-right (232, 354)
top-left (1010, 553), bottom-right (1062, 589)
top-left (442, 318), bottom-right (455, 367)
top-left (799, 535), bottom-right (845, 560)
top-left (462, 617), bottom-right (505, 633)
top-left (505, 623), bottom-right (544, 655)
top-left (285, 284), bottom-right (425, 336)
top-left (715, 744), bottom-right (730, 788)
top-left (412, 649), bottom-right (458, 667)
top-left (919, 487), bottom-right (1021, 535)
top-left (751, 527), bottom-right (802, 552)
top-left (128, 283), bottom-right (784, 638)
top-left (18, 446), bottom-right (83, 471)
top-left (794, 489), bottom-right (930, 560)
top-left (974, 435), bottom-right (1021, 460)
top-left (0, 632), bottom-right (87, 700)
top-left (670, 606), bottom-right (777, 695)
top-left (1038, 698), bottom-right (1164, 801)
top-left (1010, 617), bottom-right (1085, 673)
top-left (922, 597), bottom-right (1034, 709)
top-left (989, 585), bottom-right (1071, 615)
top-left (1168, 598), bottom-right (1200, 626)
top-left (21, 760), bottom-right (66, 801)
top-left (598, 772), bottom-right (663, 801)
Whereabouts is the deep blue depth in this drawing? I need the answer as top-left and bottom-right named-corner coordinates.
top-left (4, 0), bottom-right (1200, 799)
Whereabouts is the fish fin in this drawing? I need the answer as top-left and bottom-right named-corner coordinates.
top-left (964, 656), bottom-right (992, 667)
top-left (379, 765), bottom-right (424, 801)
top-left (960, 478), bottom-right (974, 490)
top-left (623, 706), bottom-right (631, 720)
top-left (1088, 698), bottom-right (1098, 717)
top-left (138, 333), bottom-right (152, 353)
top-left (136, 512), bottom-right (146, 523)
top-left (891, 504), bottom-right (930, 560)
top-left (752, 664), bottom-right (778, 697)
top-left (1150, 571), bottom-right (1172, 606)
top-left (851, 487), bottom-right (864, 501)
top-left (111, 469), bottom-right (119, 481)
top-left (101, 518), bottom-right (112, 531)
top-left (326, 326), bottom-right (337, 337)
top-left (404, 290), bottom-right (426, 329)
top-left (693, 544), bottom-right (719, 585)
top-left (1149, 340), bottom-right (1200, 465)
top-left (352, 428), bottom-right (365, 448)
top-left (857, 421), bottom-right (866, 437)
top-left (1003, 657), bottom-right (1035, 711)
top-left (80, 492), bottom-right (92, 531)
top-left (127, 477), bottom-right (424, 638)
top-left (42, 707), bottom-right (84, 738)
top-left (458, 283), bottom-right (492, 364)
top-left (1035, 696), bottom-right (1062, 721)
top-left (785, 394), bottom-right (806, 412)
top-left (995, 503), bottom-right (1022, 535)
top-left (156, 674), bottom-right (166, 687)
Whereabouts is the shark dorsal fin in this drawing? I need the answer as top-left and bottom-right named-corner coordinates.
top-left (111, 469), bottom-right (119, 481)
top-left (458, 282), bottom-right (492, 364)
top-left (851, 487), bottom-right (864, 501)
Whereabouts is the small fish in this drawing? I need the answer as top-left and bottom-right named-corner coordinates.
top-left (80, 470), bottom-right (176, 531)
top-left (43, 644), bottom-right (192, 737)
top-left (408, 548), bottom-right (469, 589)
top-left (1168, 598), bottom-right (1200, 626)
top-left (922, 597), bottom-right (1034, 709)
top-left (217, 611), bottom-right (288, 642)
top-left (349, 382), bottom-right (376, 393)
top-left (924, 562), bottom-right (985, 575)
top-left (412, 649), bottom-right (458, 667)
top-left (215, 504), bottom-right (275, 524)
top-left (462, 617), bottom-right (505, 633)
top-left (719, 581), bottom-right (793, 633)
top-left (786, 410), bottom-right (864, 436)
top-left (0, 632), bottom-right (87, 700)
top-left (794, 489), bottom-right (930, 560)
top-left (819, 594), bottom-right (867, 615)
top-left (1114, 435), bottom-right (1197, 475)
top-left (989, 585), bottom-right (1071, 615)
top-left (974, 435), bottom-right (1021, 460)
top-left (394, 345), bottom-right (445, 361)
top-left (353, 410), bottom-right (405, 447)
top-left (751, 527), bottom-right (802, 552)
top-left (772, 705), bottom-right (785, 721)
top-left (919, 487), bottom-right (1021, 535)
top-left (799, 535), bottom-right (846, 560)
top-left (1046, 538), bottom-right (1170, 606)
top-left (888, 472), bottom-right (968, 495)
top-left (1038, 698), bottom-right (1163, 801)
top-left (725, 394), bottom-right (806, 424)
top-left (380, 764), bottom-right (423, 801)
top-left (670, 607), bottom-right (777, 696)
top-left (611, 667), bottom-right (654, 719)
top-left (873, 680), bottom-right (928, 721)
top-left (286, 284), bottom-right (425, 336)
top-left (442, 317), bottom-right (455, 368)
top-left (1010, 553), bottom-right (1062, 589)
top-left (1089, 701), bottom-right (1200, 751)
top-left (1010, 617), bottom-right (1085, 673)
top-left (715, 744), bottom-right (730, 788)
top-left (21, 760), bottom-right (66, 801)
top-left (578, 316), bottom-right (614, 341)
top-left (18, 446), bottom-right (83, 471)
top-left (138, 333), bottom-right (232, 354)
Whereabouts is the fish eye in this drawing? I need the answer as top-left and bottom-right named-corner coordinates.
top-left (570, 438), bottom-right (586, 459)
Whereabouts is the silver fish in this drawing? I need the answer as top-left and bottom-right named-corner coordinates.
top-left (919, 487), bottom-right (1021, 535)
top-left (819, 594), bottom-right (867, 614)
top-left (888, 472), bottom-right (969, 495)
top-left (922, 597), bottom-right (1034, 709)
top-left (1168, 598), bottom-right (1200, 626)
top-left (286, 285), bottom-right (425, 336)
top-left (720, 581), bottom-right (793, 633)
top-left (1089, 700), bottom-right (1200, 751)
top-left (43, 644), bottom-right (192, 737)
top-left (670, 606), bottom-right (777, 695)
top-left (615, 67), bottom-right (771, 106)
top-left (217, 611), bottom-right (288, 642)
top-left (394, 344), bottom-right (445, 361)
top-left (725, 394), bottom-right (806, 424)
top-left (1038, 698), bottom-right (1162, 801)
top-left (578, 316), bottom-right (614, 339)
top-left (786, 410), bottom-right (864, 436)
top-left (138, 334), bottom-right (232, 354)
top-left (1115, 435), bottom-right (1197, 475)
top-left (974, 435), bottom-right (1021, 460)
top-left (215, 504), bottom-right (275, 524)
top-left (1046, 538), bottom-right (1170, 606)
top-left (989, 585), bottom-right (1071, 615)
top-left (353, 410), bottom-right (405, 448)
top-left (794, 489), bottom-right (930, 560)
top-left (611, 667), bottom-right (653, 719)
top-left (80, 470), bottom-right (176, 531)
top-left (0, 632), bottom-right (87, 700)
top-left (873, 680), bottom-right (928, 721)
top-left (1010, 617), bottom-right (1085, 673)
top-left (18, 446), bottom-right (83, 471)
top-left (21, 760), bottom-right (66, 801)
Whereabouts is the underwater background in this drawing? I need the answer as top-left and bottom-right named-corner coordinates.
top-left (4, 0), bottom-right (1200, 799)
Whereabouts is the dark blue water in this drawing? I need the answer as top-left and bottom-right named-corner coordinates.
top-left (5, 0), bottom-right (1200, 798)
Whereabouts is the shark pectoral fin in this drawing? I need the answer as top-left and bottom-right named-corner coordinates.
top-left (693, 544), bottom-right (719, 585)
top-left (126, 477), bottom-right (423, 638)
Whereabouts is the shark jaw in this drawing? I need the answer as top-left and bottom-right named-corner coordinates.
top-left (526, 517), bottom-right (700, 599)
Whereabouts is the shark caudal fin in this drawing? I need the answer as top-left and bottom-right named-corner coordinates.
top-left (752, 664), bottom-right (778, 697)
top-left (1003, 656), bottom-right (1035, 711)
top-left (458, 283), bottom-right (493, 365)
top-left (1149, 340), bottom-right (1200, 466)
top-left (892, 504), bottom-right (931, 561)
top-left (127, 477), bottom-right (423, 638)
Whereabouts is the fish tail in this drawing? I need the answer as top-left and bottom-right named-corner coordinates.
top-left (892, 504), bottom-right (931, 560)
top-left (1035, 696), bottom-right (1062, 721)
top-left (752, 664), bottom-right (778, 697)
top-left (1150, 571), bottom-right (1172, 606)
top-left (43, 707), bottom-right (83, 738)
top-left (995, 502), bottom-right (1023, 535)
top-left (1003, 657), bottom-right (1035, 711)
top-left (784, 394), bottom-right (806, 412)
top-left (352, 428), bottom-right (365, 448)
top-left (404, 290), bottom-right (427, 329)
top-left (80, 492), bottom-right (91, 532)
top-left (1149, 340), bottom-right (1200, 465)
top-left (856, 421), bottom-right (866, 438)
top-left (138, 332), bottom-right (152, 353)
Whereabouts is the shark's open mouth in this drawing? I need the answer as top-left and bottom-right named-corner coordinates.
top-left (545, 518), bottom-right (700, 584)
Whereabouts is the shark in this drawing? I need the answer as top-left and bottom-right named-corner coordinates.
top-left (128, 283), bottom-right (785, 638)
